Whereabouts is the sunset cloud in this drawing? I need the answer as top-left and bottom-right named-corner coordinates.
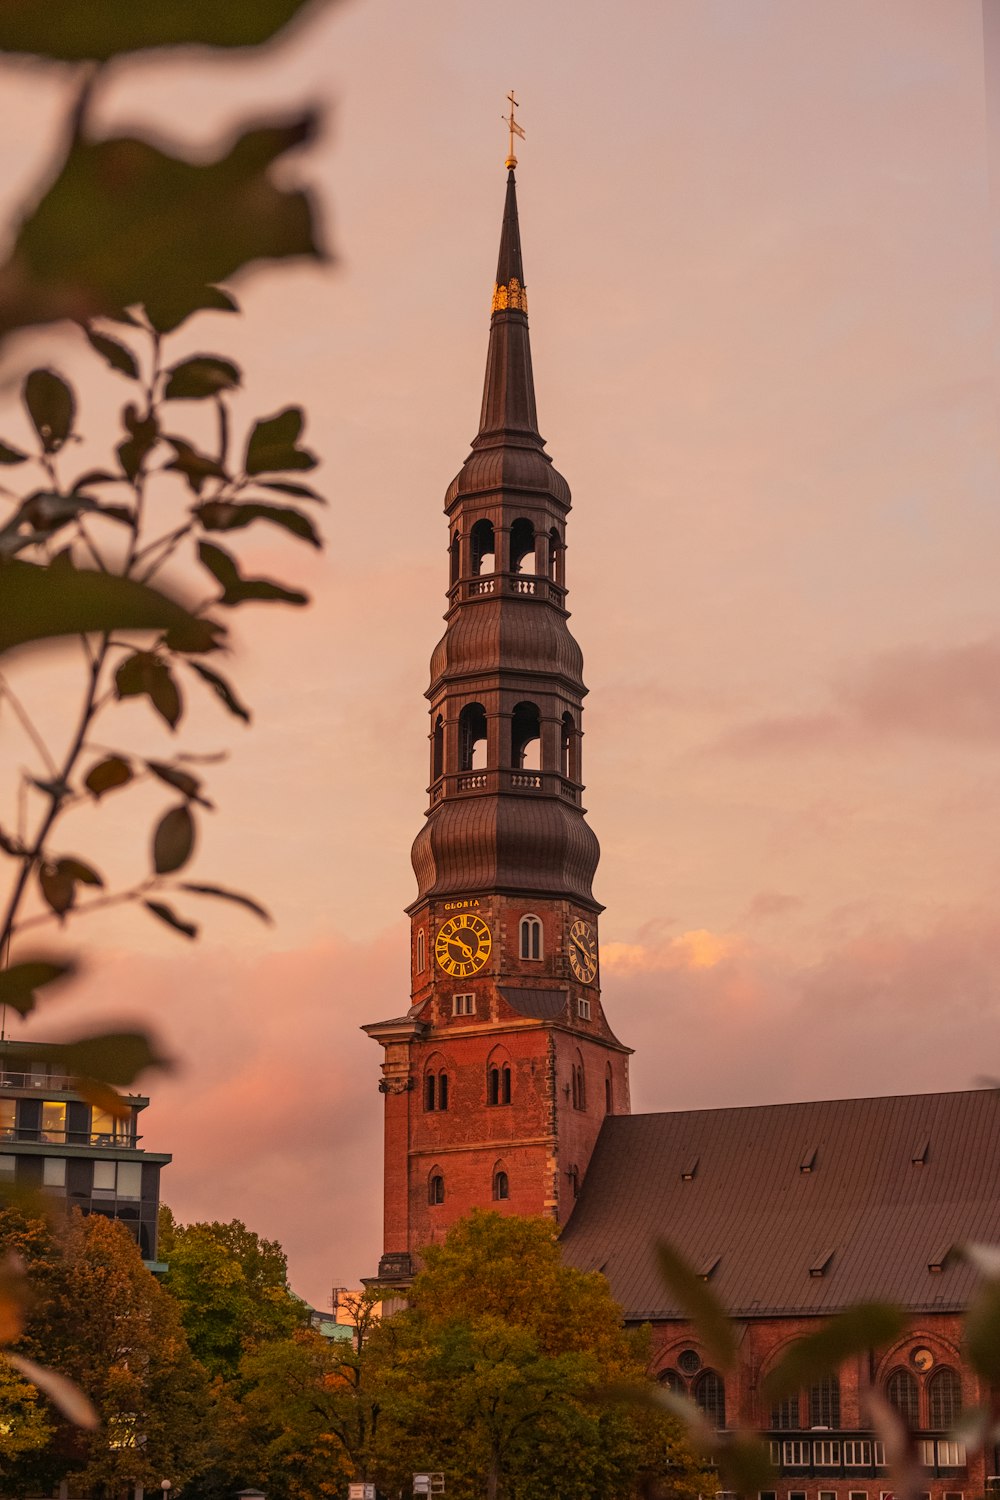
top-left (602, 928), bottom-right (739, 974)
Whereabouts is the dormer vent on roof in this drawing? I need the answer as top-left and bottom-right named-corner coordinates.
top-left (911, 1139), bottom-right (930, 1166)
top-left (799, 1146), bottom-right (818, 1174)
top-left (928, 1242), bottom-right (954, 1274)
top-left (697, 1254), bottom-right (720, 1281)
top-left (809, 1250), bottom-right (835, 1279)
top-left (681, 1156), bottom-right (699, 1181)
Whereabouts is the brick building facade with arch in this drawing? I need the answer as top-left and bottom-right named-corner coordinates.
top-left (363, 158), bottom-right (999, 1500)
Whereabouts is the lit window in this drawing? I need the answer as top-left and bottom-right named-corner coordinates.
top-left (519, 916), bottom-right (542, 961)
top-left (116, 1162), bottom-right (141, 1200)
top-left (452, 994), bottom-right (475, 1017)
top-left (42, 1158), bottom-right (66, 1189)
top-left (0, 1101), bottom-right (13, 1139)
top-left (40, 1101), bottom-right (66, 1143)
top-left (577, 997), bottom-right (591, 1020)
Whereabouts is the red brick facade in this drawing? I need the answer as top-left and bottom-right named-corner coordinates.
top-left (648, 1313), bottom-right (990, 1500)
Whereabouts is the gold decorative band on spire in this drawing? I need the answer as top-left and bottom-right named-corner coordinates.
top-left (491, 277), bottom-right (528, 314)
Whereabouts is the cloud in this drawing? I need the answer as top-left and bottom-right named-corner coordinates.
top-left (602, 928), bottom-right (739, 974)
top-left (745, 890), bottom-right (803, 921)
top-left (715, 637), bottom-right (1000, 755)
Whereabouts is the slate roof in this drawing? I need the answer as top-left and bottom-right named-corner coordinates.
top-left (559, 1090), bottom-right (1000, 1320)
top-left (499, 986), bottom-right (568, 1020)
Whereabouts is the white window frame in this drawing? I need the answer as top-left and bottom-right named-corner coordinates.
top-left (783, 1441), bottom-right (810, 1467)
top-left (937, 1443), bottom-right (967, 1468)
top-left (519, 914), bottom-right (543, 961)
top-left (874, 1442), bottom-right (886, 1467)
top-left (416, 930), bottom-right (426, 973)
top-left (769, 1443), bottom-right (782, 1466)
top-left (819, 1490), bottom-right (837, 1500)
top-left (844, 1442), bottom-right (872, 1467)
top-left (577, 996), bottom-right (591, 1019)
top-left (814, 1441), bottom-right (841, 1466)
top-left (452, 993), bottom-right (475, 1017)
top-left (849, 1491), bottom-right (869, 1500)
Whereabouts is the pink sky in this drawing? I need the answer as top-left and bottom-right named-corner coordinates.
top-left (2, 1), bottom-right (1000, 1306)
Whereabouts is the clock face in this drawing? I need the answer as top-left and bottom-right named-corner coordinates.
top-left (435, 913), bottom-right (492, 977)
top-left (568, 918), bottom-right (598, 984)
top-left (911, 1347), bottom-right (934, 1373)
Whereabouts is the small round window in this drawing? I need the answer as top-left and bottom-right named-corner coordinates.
top-left (678, 1348), bottom-right (701, 1376)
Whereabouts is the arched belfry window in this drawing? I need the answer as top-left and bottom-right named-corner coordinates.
top-left (487, 1048), bottom-right (512, 1106)
top-left (549, 526), bottom-right (564, 585)
top-left (511, 702), bottom-right (541, 771)
top-left (605, 1064), bottom-right (613, 1115)
top-left (470, 518), bottom-right (495, 576)
top-left (416, 929), bottom-right (426, 974)
top-left (886, 1369), bottom-right (919, 1428)
top-left (571, 1052), bottom-right (586, 1111)
top-left (520, 915), bottom-right (542, 961)
top-left (424, 1061), bottom-right (449, 1112)
top-left (459, 703), bottom-right (487, 771)
top-left (449, 533), bottom-right (460, 586)
top-left (694, 1370), bottom-right (726, 1429)
top-left (510, 517), bottom-right (535, 574)
top-left (929, 1367), bottom-right (961, 1428)
top-left (493, 1163), bottom-right (509, 1200)
top-left (428, 1171), bottom-right (445, 1205)
top-left (432, 714), bottom-right (444, 782)
top-left (560, 712), bottom-right (579, 781)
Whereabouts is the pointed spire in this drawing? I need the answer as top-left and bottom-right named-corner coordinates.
top-left (475, 168), bottom-right (541, 445)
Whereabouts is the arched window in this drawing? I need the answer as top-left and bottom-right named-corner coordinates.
top-left (771, 1392), bottom-right (801, 1430)
top-left (424, 1060), bottom-right (448, 1112)
top-left (658, 1368), bottom-right (683, 1392)
top-left (560, 712), bottom-right (577, 780)
top-left (809, 1374), bottom-right (840, 1429)
top-left (573, 1053), bottom-right (586, 1111)
top-left (416, 929), bottom-right (426, 973)
top-left (470, 518), bottom-right (495, 576)
top-left (510, 517), bottom-right (535, 574)
top-left (511, 701), bottom-right (541, 771)
top-left (929, 1367), bottom-right (961, 1429)
top-left (520, 914), bottom-right (542, 960)
top-left (604, 1065), bottom-right (613, 1116)
top-left (694, 1369), bottom-right (726, 1429)
top-left (487, 1057), bottom-right (512, 1106)
top-left (549, 526), bottom-right (564, 585)
top-left (459, 702), bottom-right (487, 771)
top-left (438, 1072), bottom-right (449, 1111)
top-left (449, 533), bottom-right (460, 586)
top-left (567, 1164), bottom-right (579, 1198)
top-left (886, 1369), bottom-right (919, 1428)
top-left (432, 715), bottom-right (444, 782)
top-left (493, 1166), bottom-right (509, 1201)
top-left (428, 1172), bottom-right (444, 1205)
top-left (424, 1072), bottom-right (436, 1112)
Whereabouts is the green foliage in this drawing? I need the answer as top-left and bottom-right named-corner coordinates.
top-left (160, 1211), bottom-right (307, 1380)
top-left (0, 0), bottom-right (323, 59)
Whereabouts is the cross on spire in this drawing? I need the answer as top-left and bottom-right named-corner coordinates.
top-left (503, 89), bottom-right (525, 169)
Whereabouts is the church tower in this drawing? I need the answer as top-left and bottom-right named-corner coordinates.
top-left (364, 153), bottom-right (630, 1286)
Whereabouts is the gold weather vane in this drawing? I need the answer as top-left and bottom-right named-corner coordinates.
top-left (503, 89), bottom-right (525, 169)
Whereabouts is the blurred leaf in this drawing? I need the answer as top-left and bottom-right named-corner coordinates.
top-left (147, 760), bottom-right (212, 807)
top-left (963, 1242), bottom-right (1000, 1279)
top-left (57, 857), bottom-right (103, 887)
top-left (655, 1242), bottom-right (737, 1370)
top-left (144, 284), bottom-right (238, 335)
top-left (29, 775), bottom-right (71, 799)
top-left (0, 826), bottom-right (27, 857)
top-left (164, 355), bottom-right (241, 400)
top-left (0, 1), bottom-right (321, 61)
top-left (0, 558), bottom-right (222, 656)
top-left (258, 479), bottom-right (324, 501)
top-left (188, 660), bottom-right (250, 722)
top-left (966, 1279), bottom-right (1000, 1380)
top-left (70, 1075), bottom-right (132, 1119)
top-left (0, 440), bottom-right (27, 464)
top-left (84, 755), bottom-right (133, 799)
top-left (38, 862), bottom-right (74, 917)
top-left (85, 328), bottom-right (139, 378)
top-left (197, 540), bottom-right (308, 607)
top-left (0, 960), bottom-right (72, 1017)
top-left (763, 1304), bottom-right (908, 1401)
top-left (153, 804), bottom-right (195, 874)
top-left (117, 403), bottom-right (158, 482)
top-left (73, 468), bottom-right (120, 487)
top-left (244, 406), bottom-right (317, 474)
top-left (23, 369), bottom-right (74, 453)
top-left (5, 1354), bottom-right (98, 1429)
top-left (195, 499), bottom-right (321, 547)
top-left (163, 436), bottom-right (227, 495)
top-left (0, 118), bottom-right (323, 341)
top-left (144, 899), bottom-right (198, 939)
top-left (180, 882), bottom-right (271, 922)
top-left (714, 1436), bottom-right (774, 1497)
top-left (115, 651), bottom-right (182, 729)
top-left (55, 1030), bottom-right (172, 1085)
